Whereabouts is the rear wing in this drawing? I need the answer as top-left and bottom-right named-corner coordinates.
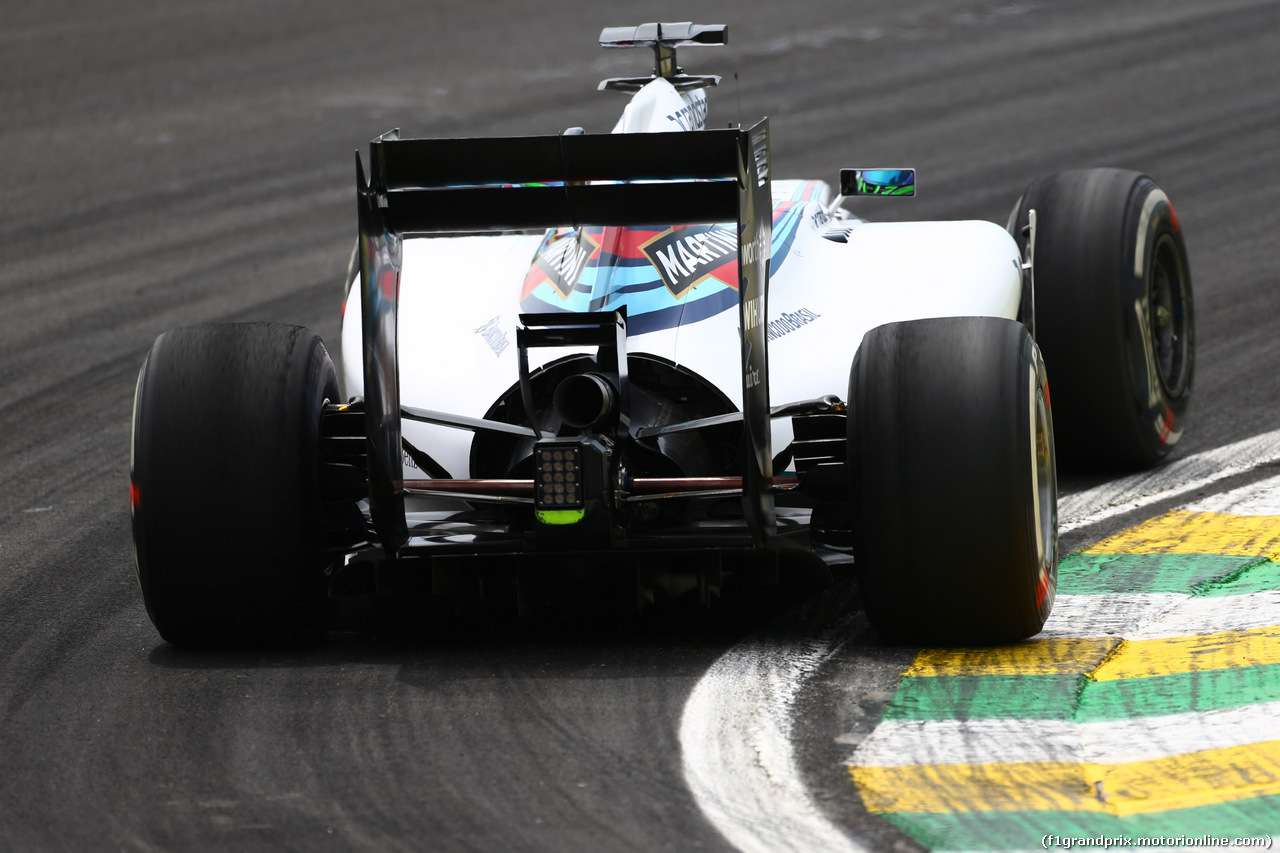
top-left (356, 122), bottom-right (774, 553)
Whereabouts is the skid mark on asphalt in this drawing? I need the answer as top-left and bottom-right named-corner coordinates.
top-left (847, 480), bottom-right (1280, 850)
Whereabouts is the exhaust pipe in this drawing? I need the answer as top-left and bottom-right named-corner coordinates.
top-left (553, 373), bottom-right (618, 430)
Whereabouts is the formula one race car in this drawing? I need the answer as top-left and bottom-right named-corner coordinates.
top-left (129, 23), bottom-right (1194, 647)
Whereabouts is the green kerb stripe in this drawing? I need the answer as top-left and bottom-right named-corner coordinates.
top-left (884, 664), bottom-right (1280, 722)
top-left (883, 674), bottom-right (1085, 721)
top-left (1201, 558), bottom-right (1280, 596)
top-left (1057, 552), bottom-right (1262, 595)
top-left (880, 794), bottom-right (1280, 851)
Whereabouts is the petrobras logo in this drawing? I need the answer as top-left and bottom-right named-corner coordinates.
top-left (666, 96), bottom-right (709, 131)
top-left (640, 225), bottom-right (739, 298)
top-left (766, 308), bottom-right (821, 342)
top-left (473, 315), bottom-right (510, 358)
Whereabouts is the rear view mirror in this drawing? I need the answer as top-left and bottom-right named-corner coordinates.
top-left (840, 168), bottom-right (915, 197)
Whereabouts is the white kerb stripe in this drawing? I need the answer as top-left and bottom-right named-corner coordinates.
top-left (1036, 593), bottom-right (1188, 639)
top-left (1059, 427), bottom-right (1280, 531)
top-left (851, 701), bottom-right (1280, 768)
top-left (1125, 590), bottom-right (1280, 639)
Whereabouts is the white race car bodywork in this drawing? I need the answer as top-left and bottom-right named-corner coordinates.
top-left (340, 76), bottom-right (1022, 480)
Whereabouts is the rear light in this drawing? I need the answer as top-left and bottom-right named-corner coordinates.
top-left (535, 444), bottom-right (584, 510)
top-left (532, 438), bottom-right (613, 528)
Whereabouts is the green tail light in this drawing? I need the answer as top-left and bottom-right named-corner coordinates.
top-left (535, 509), bottom-right (587, 525)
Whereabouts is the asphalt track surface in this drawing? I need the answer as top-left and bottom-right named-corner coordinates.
top-left (2, 1), bottom-right (1278, 850)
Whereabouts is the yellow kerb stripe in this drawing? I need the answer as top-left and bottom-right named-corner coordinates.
top-left (905, 639), bottom-right (1120, 677)
top-left (851, 739), bottom-right (1280, 816)
top-left (1096, 625), bottom-right (1280, 680)
top-left (1084, 511), bottom-right (1280, 557)
top-left (903, 627), bottom-right (1280, 681)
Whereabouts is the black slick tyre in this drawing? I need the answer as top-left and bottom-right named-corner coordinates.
top-left (130, 323), bottom-right (337, 647)
top-left (1009, 169), bottom-right (1193, 470)
top-left (850, 317), bottom-right (1057, 645)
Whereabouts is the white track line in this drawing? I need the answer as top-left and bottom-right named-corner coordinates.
top-left (1059, 428), bottom-right (1280, 532)
top-left (1187, 472), bottom-right (1280, 515)
top-left (680, 634), bottom-right (867, 853)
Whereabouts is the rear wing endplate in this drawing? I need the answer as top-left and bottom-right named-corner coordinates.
top-left (356, 122), bottom-right (775, 553)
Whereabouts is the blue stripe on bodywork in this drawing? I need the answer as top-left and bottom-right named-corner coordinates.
top-left (519, 201), bottom-right (811, 333)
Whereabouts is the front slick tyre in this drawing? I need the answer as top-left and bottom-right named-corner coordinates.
top-left (131, 323), bottom-right (337, 647)
top-left (850, 317), bottom-right (1057, 645)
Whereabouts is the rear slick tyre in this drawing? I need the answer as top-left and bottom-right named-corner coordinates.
top-left (130, 323), bottom-right (337, 647)
top-left (850, 317), bottom-right (1057, 645)
top-left (1009, 169), bottom-right (1193, 470)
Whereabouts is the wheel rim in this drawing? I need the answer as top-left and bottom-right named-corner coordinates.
top-left (1030, 364), bottom-right (1057, 616)
top-left (1149, 232), bottom-right (1191, 398)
